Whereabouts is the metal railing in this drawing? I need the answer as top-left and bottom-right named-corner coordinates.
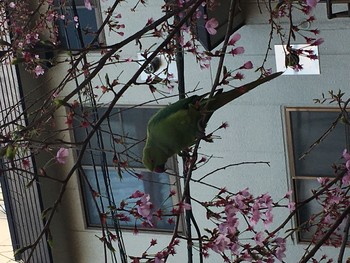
top-left (0, 12), bottom-right (52, 263)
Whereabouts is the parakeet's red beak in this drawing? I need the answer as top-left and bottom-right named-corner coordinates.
top-left (154, 164), bottom-right (166, 173)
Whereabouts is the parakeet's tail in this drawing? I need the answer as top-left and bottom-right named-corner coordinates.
top-left (206, 72), bottom-right (283, 112)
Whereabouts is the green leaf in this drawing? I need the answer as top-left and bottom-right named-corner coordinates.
top-left (41, 207), bottom-right (53, 219)
top-left (53, 99), bottom-right (70, 107)
top-left (47, 229), bottom-right (53, 248)
top-left (105, 73), bottom-right (110, 86)
top-left (26, 178), bottom-right (36, 188)
top-left (14, 245), bottom-right (33, 257)
top-left (150, 76), bottom-right (163, 84)
top-left (105, 240), bottom-right (116, 252)
top-left (340, 116), bottom-right (349, 125)
top-left (11, 57), bottom-right (25, 65)
top-left (223, 66), bottom-right (228, 76)
top-left (6, 145), bottom-right (17, 160)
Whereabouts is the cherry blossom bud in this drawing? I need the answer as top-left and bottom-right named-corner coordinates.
top-left (56, 147), bottom-right (69, 164)
top-left (205, 18), bottom-right (219, 35)
top-left (34, 65), bottom-right (45, 76)
top-left (240, 61), bottom-right (253, 69)
top-left (306, 0), bottom-right (319, 8)
top-left (228, 33), bottom-right (241, 46)
top-left (230, 47), bottom-right (245, 56)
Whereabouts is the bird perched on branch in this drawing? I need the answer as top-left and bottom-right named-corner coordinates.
top-left (142, 72), bottom-right (282, 173)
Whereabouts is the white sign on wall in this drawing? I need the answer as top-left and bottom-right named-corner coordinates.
top-left (274, 44), bottom-right (320, 75)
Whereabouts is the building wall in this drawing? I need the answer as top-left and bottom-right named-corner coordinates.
top-left (22, 0), bottom-right (350, 262)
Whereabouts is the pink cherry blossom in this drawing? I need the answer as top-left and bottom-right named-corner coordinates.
top-left (84, 0), bottom-right (92, 10)
top-left (328, 194), bottom-right (341, 205)
top-left (56, 147), bottom-right (69, 164)
top-left (137, 194), bottom-right (153, 220)
top-left (264, 210), bottom-right (274, 228)
top-left (233, 72), bottom-right (244, 80)
top-left (240, 61), bottom-right (253, 69)
top-left (311, 38), bottom-right (324, 46)
top-left (155, 252), bottom-right (165, 263)
top-left (130, 190), bottom-right (144, 198)
top-left (254, 231), bottom-right (265, 247)
top-left (205, 18), bottom-right (219, 35)
top-left (230, 47), bottom-right (245, 56)
top-left (178, 202), bottom-right (191, 211)
top-left (343, 149), bottom-right (350, 170)
top-left (306, 0), bottom-right (319, 8)
top-left (211, 234), bottom-right (230, 253)
top-left (34, 65), bottom-right (44, 76)
top-left (342, 173), bottom-right (350, 185)
top-left (284, 190), bottom-right (293, 198)
top-left (274, 238), bottom-right (286, 260)
top-left (22, 159), bottom-right (30, 169)
top-left (317, 177), bottom-right (329, 185)
top-left (250, 203), bottom-right (261, 226)
top-left (228, 33), bottom-right (241, 46)
top-left (219, 217), bottom-right (239, 236)
top-left (288, 201), bottom-right (296, 212)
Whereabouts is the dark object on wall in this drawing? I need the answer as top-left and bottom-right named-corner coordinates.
top-left (195, 0), bottom-right (244, 51)
top-left (326, 0), bottom-right (350, 19)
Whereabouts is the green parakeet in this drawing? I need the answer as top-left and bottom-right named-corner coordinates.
top-left (142, 72), bottom-right (282, 172)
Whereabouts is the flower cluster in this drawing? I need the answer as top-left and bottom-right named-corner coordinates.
top-left (269, 0), bottom-right (323, 71)
top-left (130, 238), bottom-right (180, 263)
top-left (303, 149), bottom-right (350, 247)
top-left (1, 1), bottom-right (59, 75)
top-left (95, 189), bottom-right (189, 234)
top-left (1, 0), bottom-right (100, 76)
top-left (200, 188), bottom-right (294, 261)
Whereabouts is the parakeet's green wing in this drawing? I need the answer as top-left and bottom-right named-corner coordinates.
top-left (146, 95), bottom-right (205, 156)
top-left (148, 94), bottom-right (203, 126)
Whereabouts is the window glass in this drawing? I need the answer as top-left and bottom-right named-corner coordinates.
top-left (290, 110), bottom-right (347, 177)
top-left (286, 107), bottom-right (350, 243)
top-left (74, 106), bottom-right (179, 231)
top-left (55, 0), bottom-right (102, 49)
top-left (74, 107), bottom-right (158, 167)
top-left (82, 167), bottom-right (175, 230)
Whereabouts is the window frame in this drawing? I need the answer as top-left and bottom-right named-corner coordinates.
top-left (284, 106), bottom-right (349, 243)
top-left (55, 0), bottom-right (105, 49)
top-left (72, 105), bottom-right (183, 233)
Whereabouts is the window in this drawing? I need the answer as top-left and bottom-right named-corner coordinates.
top-left (73, 106), bottom-right (180, 231)
top-left (55, 0), bottom-right (104, 49)
top-left (285, 107), bottom-right (350, 242)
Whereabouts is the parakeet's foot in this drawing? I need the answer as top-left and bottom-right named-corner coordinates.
top-left (178, 150), bottom-right (191, 157)
top-left (202, 133), bottom-right (214, 143)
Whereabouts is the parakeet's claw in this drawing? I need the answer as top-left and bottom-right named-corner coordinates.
top-left (178, 151), bottom-right (186, 157)
top-left (179, 148), bottom-right (191, 158)
top-left (202, 134), bottom-right (214, 142)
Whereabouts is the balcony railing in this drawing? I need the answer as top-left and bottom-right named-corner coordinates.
top-left (0, 13), bottom-right (52, 263)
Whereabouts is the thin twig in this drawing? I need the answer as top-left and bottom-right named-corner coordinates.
top-left (299, 204), bottom-right (350, 263)
top-left (299, 113), bottom-right (342, 160)
top-left (337, 214), bottom-right (350, 263)
top-left (197, 161), bottom-right (270, 182)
